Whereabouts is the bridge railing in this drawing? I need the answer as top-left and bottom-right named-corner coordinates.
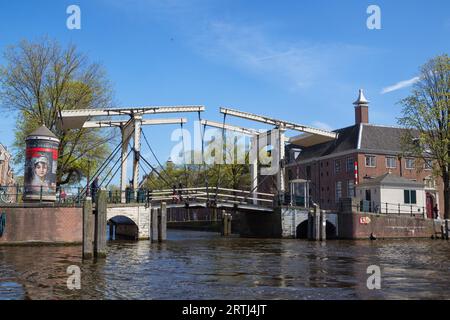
top-left (0, 184), bottom-right (85, 207)
top-left (148, 187), bottom-right (275, 208)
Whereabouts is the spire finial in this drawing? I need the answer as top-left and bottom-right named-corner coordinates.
top-left (353, 89), bottom-right (369, 106)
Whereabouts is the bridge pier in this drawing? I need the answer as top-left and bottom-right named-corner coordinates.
top-left (151, 202), bottom-right (167, 242)
top-left (159, 202), bottom-right (167, 242)
top-left (94, 190), bottom-right (107, 258)
top-left (82, 197), bottom-right (94, 260)
top-left (83, 190), bottom-right (108, 260)
top-left (307, 206), bottom-right (326, 241)
top-left (221, 210), bottom-right (232, 236)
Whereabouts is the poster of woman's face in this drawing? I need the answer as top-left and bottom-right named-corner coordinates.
top-left (34, 158), bottom-right (48, 179)
top-left (24, 138), bottom-right (58, 197)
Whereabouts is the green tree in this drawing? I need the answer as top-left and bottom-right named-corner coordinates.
top-left (143, 137), bottom-right (251, 193)
top-left (398, 54), bottom-right (450, 218)
top-left (0, 38), bottom-right (114, 185)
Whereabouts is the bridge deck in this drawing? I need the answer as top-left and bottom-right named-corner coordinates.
top-left (150, 201), bottom-right (274, 212)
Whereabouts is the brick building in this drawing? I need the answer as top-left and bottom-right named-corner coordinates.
top-left (286, 90), bottom-right (443, 218)
top-left (0, 143), bottom-right (15, 187)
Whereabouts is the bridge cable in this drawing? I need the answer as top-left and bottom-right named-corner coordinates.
top-left (180, 121), bottom-right (189, 188)
top-left (197, 111), bottom-right (209, 202)
top-left (136, 150), bottom-right (171, 187)
top-left (141, 127), bottom-right (178, 187)
top-left (137, 150), bottom-right (172, 188)
top-left (138, 164), bottom-right (159, 190)
top-left (101, 138), bottom-right (134, 188)
top-left (213, 112), bottom-right (227, 203)
top-left (87, 118), bottom-right (134, 183)
top-left (77, 119), bottom-right (135, 198)
top-left (103, 147), bottom-right (133, 189)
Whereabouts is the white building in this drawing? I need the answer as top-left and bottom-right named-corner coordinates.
top-left (355, 172), bottom-right (427, 217)
top-left (0, 144), bottom-right (15, 187)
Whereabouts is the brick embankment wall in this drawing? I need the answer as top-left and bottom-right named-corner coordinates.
top-left (0, 206), bottom-right (82, 245)
top-left (338, 212), bottom-right (440, 239)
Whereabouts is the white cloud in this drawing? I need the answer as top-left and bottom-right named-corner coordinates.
top-left (381, 76), bottom-right (420, 94)
top-left (311, 121), bottom-right (333, 131)
top-left (103, 1), bottom-right (375, 91)
top-left (190, 21), bottom-right (373, 90)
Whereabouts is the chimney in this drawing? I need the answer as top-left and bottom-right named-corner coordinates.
top-left (353, 89), bottom-right (369, 125)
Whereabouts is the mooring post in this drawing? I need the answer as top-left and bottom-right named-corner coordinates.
top-left (307, 209), bottom-right (313, 240)
top-left (82, 196), bottom-right (94, 260)
top-left (308, 204), bottom-right (320, 240)
top-left (227, 213), bottom-right (232, 235)
top-left (320, 210), bottom-right (326, 241)
top-left (445, 220), bottom-right (449, 240)
top-left (314, 210), bottom-right (320, 241)
top-left (158, 202), bottom-right (167, 242)
top-left (94, 189), bottom-right (107, 258)
top-left (151, 207), bottom-right (158, 242)
top-left (222, 210), bottom-right (230, 236)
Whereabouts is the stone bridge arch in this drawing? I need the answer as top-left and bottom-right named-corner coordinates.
top-left (295, 219), bottom-right (338, 239)
top-left (107, 205), bottom-right (150, 240)
top-left (280, 207), bottom-right (339, 239)
top-left (108, 215), bottom-right (139, 240)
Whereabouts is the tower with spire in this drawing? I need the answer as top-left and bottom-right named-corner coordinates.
top-left (353, 89), bottom-right (369, 125)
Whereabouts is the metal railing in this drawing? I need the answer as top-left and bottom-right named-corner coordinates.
top-left (352, 200), bottom-right (427, 218)
top-left (0, 185), bottom-right (86, 206)
top-left (0, 184), bottom-right (276, 209)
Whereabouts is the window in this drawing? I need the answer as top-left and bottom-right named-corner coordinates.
top-left (365, 155), bottom-right (376, 167)
top-left (424, 159), bottom-right (432, 170)
top-left (335, 160), bottom-right (341, 174)
top-left (346, 158), bottom-right (354, 172)
top-left (335, 181), bottom-right (342, 201)
top-left (306, 166), bottom-right (311, 180)
top-left (386, 156), bottom-right (396, 169)
top-left (424, 176), bottom-right (436, 189)
top-left (347, 180), bottom-right (354, 197)
top-left (405, 158), bottom-right (415, 169)
top-left (404, 190), bottom-right (417, 204)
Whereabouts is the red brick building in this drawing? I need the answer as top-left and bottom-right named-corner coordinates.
top-left (286, 90), bottom-right (443, 217)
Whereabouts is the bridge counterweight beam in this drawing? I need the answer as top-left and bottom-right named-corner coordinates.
top-left (132, 115), bottom-right (142, 193)
top-left (120, 123), bottom-right (133, 203)
top-left (250, 134), bottom-right (258, 205)
top-left (277, 129), bottom-right (286, 203)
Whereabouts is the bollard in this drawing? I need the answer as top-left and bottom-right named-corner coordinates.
top-left (308, 205), bottom-right (321, 241)
top-left (82, 197), bottom-right (94, 260)
top-left (227, 213), bottom-right (232, 235)
top-left (314, 210), bottom-right (320, 241)
top-left (158, 202), bottom-right (167, 242)
top-left (307, 210), bottom-right (313, 240)
top-left (320, 210), bottom-right (327, 241)
top-left (445, 220), bottom-right (449, 240)
top-left (222, 210), bottom-right (229, 236)
top-left (151, 207), bottom-right (159, 242)
top-left (94, 190), bottom-right (107, 258)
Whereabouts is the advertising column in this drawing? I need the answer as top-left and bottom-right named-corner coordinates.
top-left (23, 125), bottom-right (60, 202)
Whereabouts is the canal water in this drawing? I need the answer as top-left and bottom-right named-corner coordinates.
top-left (1, 230), bottom-right (450, 300)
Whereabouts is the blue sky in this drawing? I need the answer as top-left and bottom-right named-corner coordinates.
top-left (0, 0), bottom-right (449, 181)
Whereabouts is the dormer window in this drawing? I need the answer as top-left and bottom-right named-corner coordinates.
top-left (424, 159), bottom-right (432, 170)
top-left (405, 158), bottom-right (415, 169)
